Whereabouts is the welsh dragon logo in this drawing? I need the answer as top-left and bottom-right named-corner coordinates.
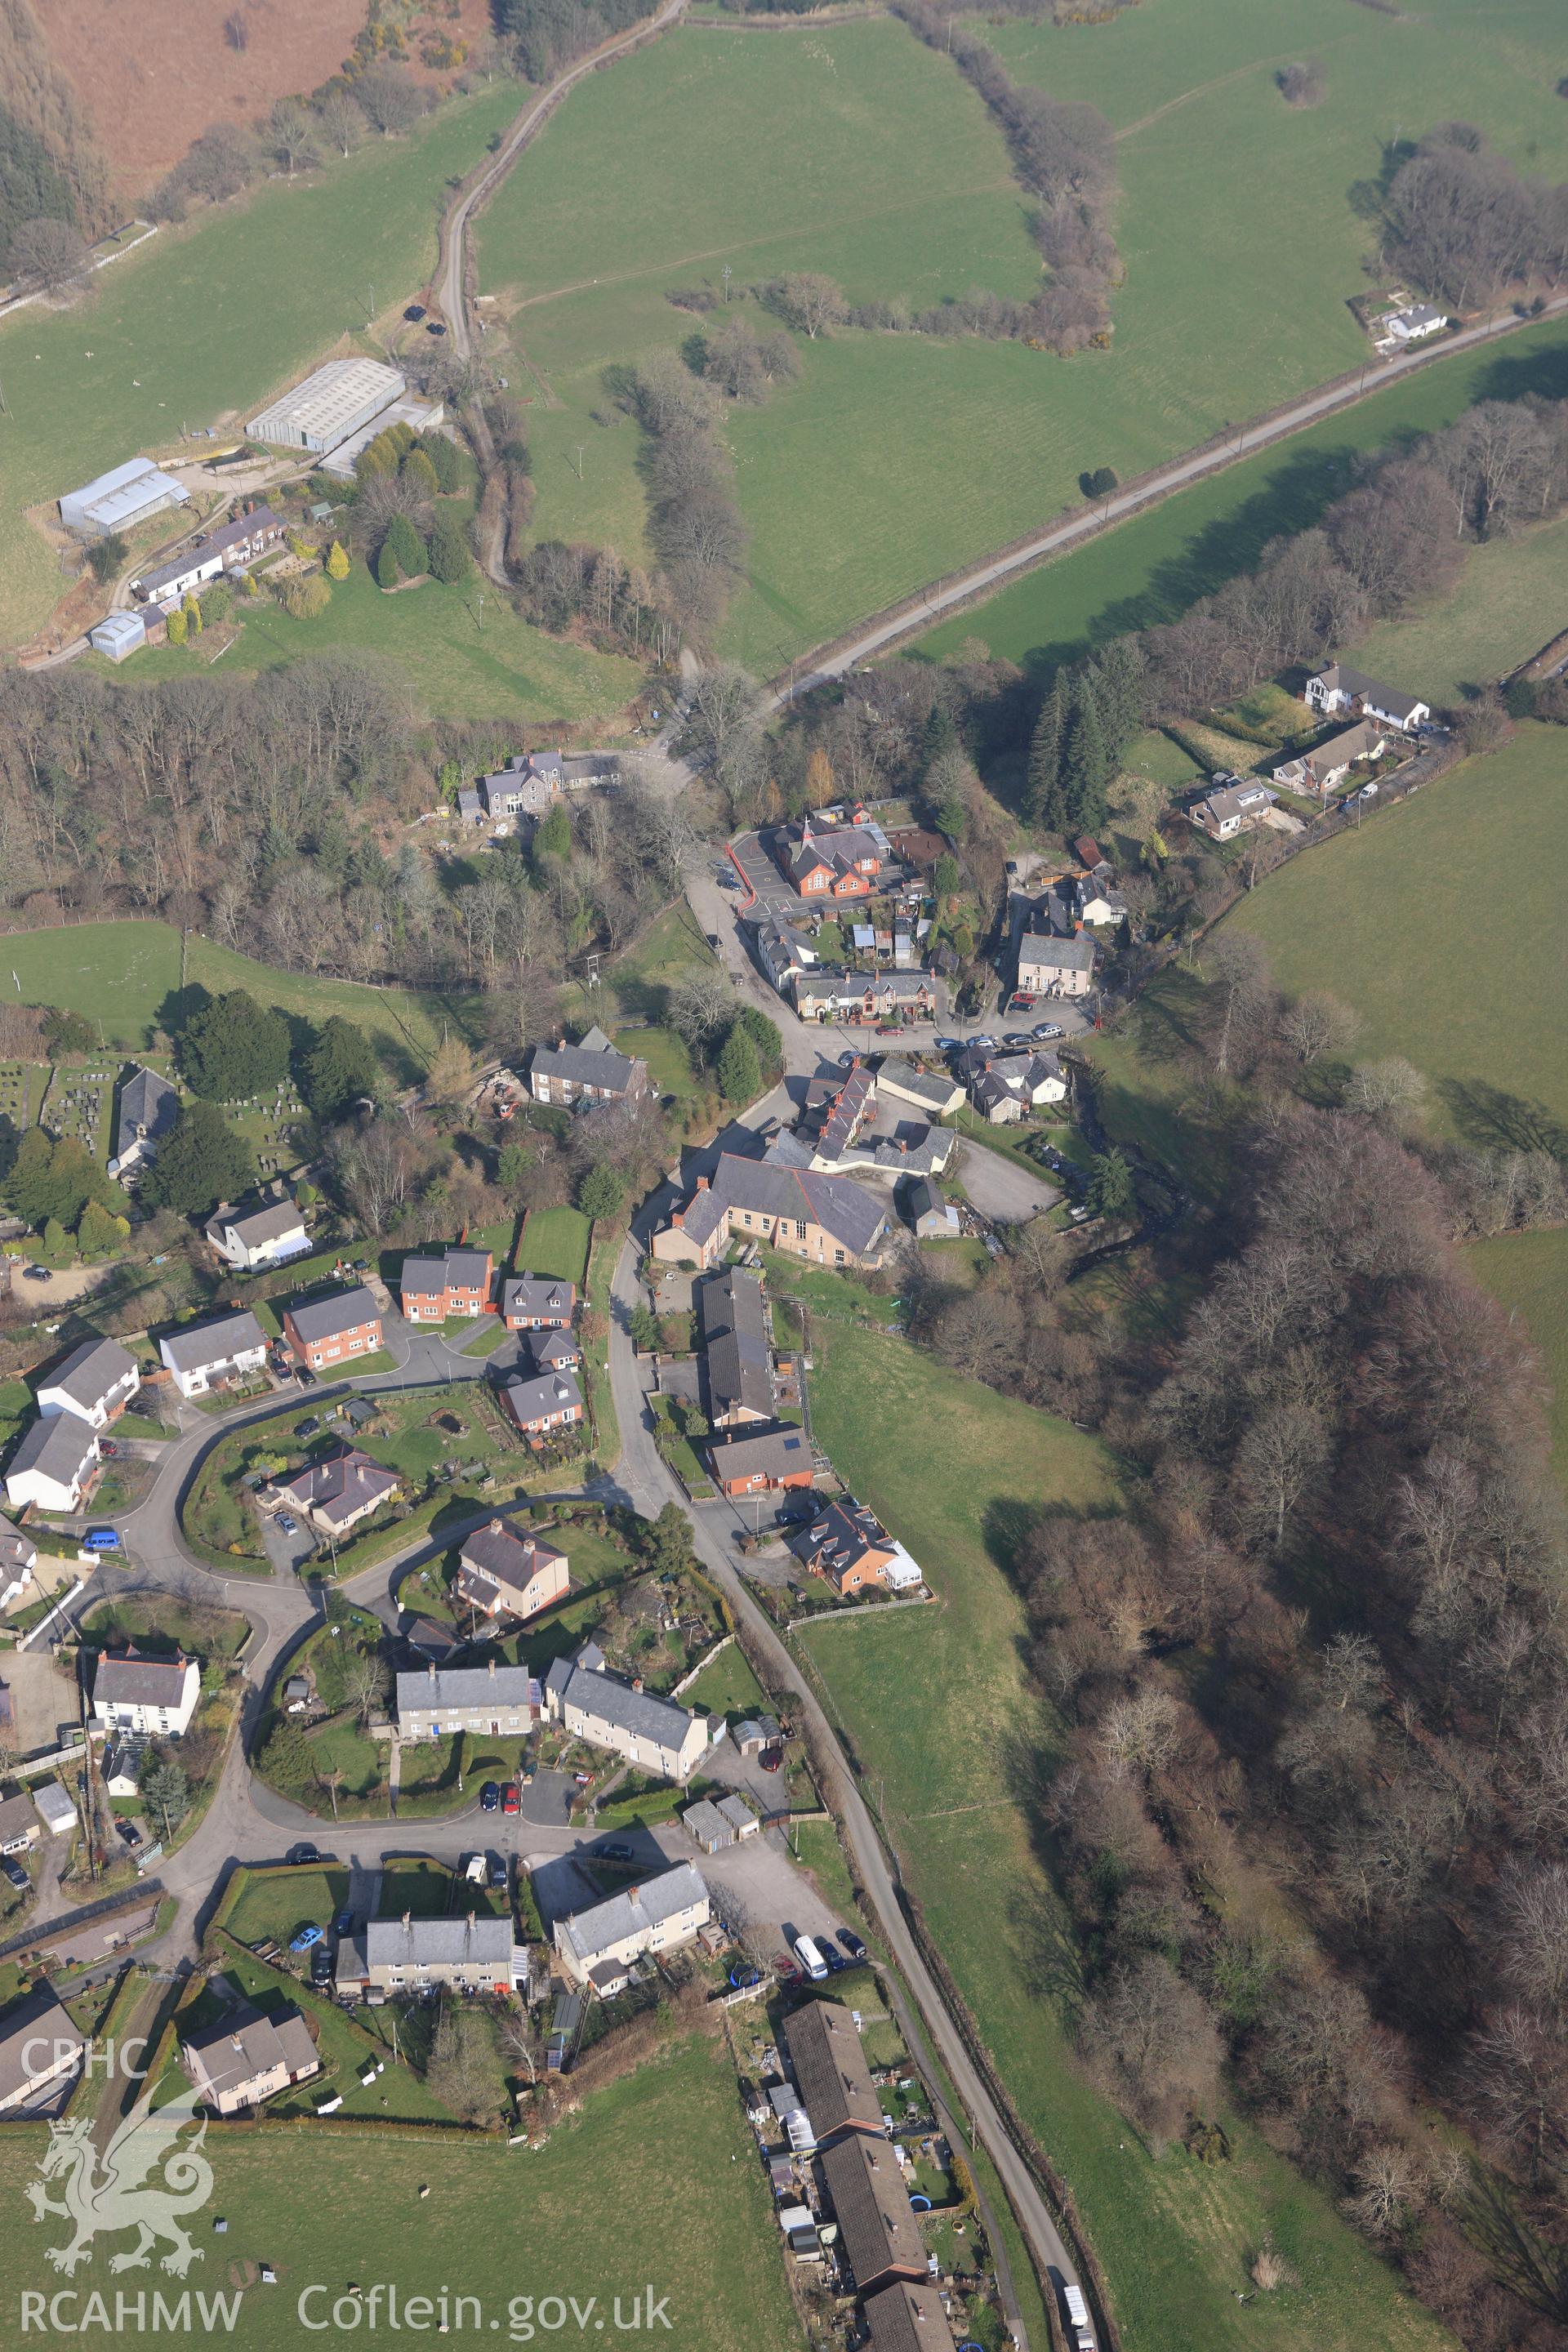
top-left (26, 2086), bottom-right (214, 2276)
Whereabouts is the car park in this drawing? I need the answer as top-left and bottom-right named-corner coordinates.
top-left (503, 1784), bottom-right (521, 1814)
top-left (480, 1781), bottom-right (501, 1812)
top-left (288, 1925), bottom-right (323, 1952)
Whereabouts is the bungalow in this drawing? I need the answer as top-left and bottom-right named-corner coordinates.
top-left (529, 1027), bottom-right (648, 1110)
top-left (0, 1989), bottom-right (87, 2116)
top-left (652, 1154), bottom-right (889, 1275)
top-left (158, 1309), bottom-right (268, 1400)
top-left (108, 1065), bottom-right (180, 1182)
top-left (205, 1195), bottom-right (311, 1272)
top-left (543, 1641), bottom-right (709, 1780)
top-left (91, 1649), bottom-right (200, 1739)
top-left (699, 1267), bottom-right (774, 1427)
top-left (1018, 929), bottom-right (1096, 1000)
top-left (396, 1658), bottom-right (543, 1743)
top-left (706, 1425), bottom-right (813, 1497)
top-left (777, 815), bottom-right (882, 900)
top-left (1187, 777), bottom-right (1276, 841)
top-left (128, 506), bottom-right (285, 605)
top-left (819, 2136), bottom-right (928, 2296)
top-left (502, 1368), bottom-right (584, 1437)
top-left (181, 2001), bottom-right (318, 2117)
top-left (501, 1274), bottom-right (576, 1330)
top-left (399, 1245), bottom-right (493, 1321)
top-left (454, 1519), bottom-right (569, 1624)
top-left (786, 1998), bottom-right (881, 2147)
top-left (363, 1913), bottom-right (519, 1997)
top-left (554, 1861), bottom-right (710, 1989)
top-left (6, 1413), bottom-right (100, 1515)
top-left (37, 1337), bottom-right (140, 1431)
top-left (273, 1447), bottom-right (400, 1539)
top-left (283, 1286), bottom-right (382, 1373)
top-left (1272, 717), bottom-right (1388, 796)
top-left (1305, 663), bottom-right (1431, 733)
top-left (863, 2284), bottom-right (959, 2352)
top-left (791, 1498), bottom-right (924, 1597)
top-left (875, 1060), bottom-right (964, 1120)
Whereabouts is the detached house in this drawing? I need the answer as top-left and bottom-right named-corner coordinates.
top-left (38, 1337), bottom-right (140, 1431)
top-left (283, 1287), bottom-right (382, 1373)
top-left (1188, 777), bottom-right (1276, 840)
top-left (791, 1498), bottom-right (924, 1597)
top-left (529, 1027), bottom-right (648, 1111)
top-left (543, 1641), bottom-right (709, 1780)
top-left (1272, 718), bottom-right (1388, 796)
top-left (455, 1519), bottom-right (569, 1624)
top-left (181, 2002), bottom-right (318, 2117)
top-left (273, 1446), bottom-right (400, 1539)
top-left (206, 1195), bottom-right (310, 1273)
top-left (777, 814), bottom-right (884, 901)
top-left (502, 1274), bottom-right (576, 1330)
top-left (108, 1066), bottom-right (179, 1182)
top-left (1305, 664), bottom-right (1430, 734)
top-left (159, 1310), bottom-right (268, 1400)
top-left (751, 916), bottom-right (818, 996)
top-left (6, 1414), bottom-right (100, 1515)
top-left (706, 1425), bottom-right (813, 1497)
top-left (0, 1516), bottom-right (38, 1610)
top-left (399, 1246), bottom-right (493, 1322)
top-left (503, 1368), bottom-right (585, 1437)
top-left (653, 1154), bottom-right (889, 1274)
top-left (91, 1649), bottom-right (200, 1739)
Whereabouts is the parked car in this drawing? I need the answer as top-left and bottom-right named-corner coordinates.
top-left (23, 1266), bottom-right (51, 1283)
top-left (594, 1841), bottom-right (634, 1864)
top-left (1004, 1031), bottom-right (1031, 1048)
top-left (84, 1528), bottom-right (120, 1552)
top-left (502, 1784), bottom-right (521, 1814)
top-left (760, 1746), bottom-right (784, 1774)
top-left (296, 1367), bottom-right (314, 1388)
top-left (2, 1858), bottom-right (29, 1889)
top-left (333, 1909), bottom-right (354, 1937)
top-left (1032, 1022), bottom-right (1064, 1041)
top-left (793, 1934), bottom-right (829, 1982)
top-left (488, 1857), bottom-right (507, 1891)
top-left (288, 1924), bottom-right (323, 1953)
top-left (115, 1820), bottom-right (141, 1848)
top-left (288, 1843), bottom-right (321, 1866)
top-left (296, 1416), bottom-right (320, 1437)
top-left (774, 1958), bottom-right (800, 1983)
top-left (462, 1853), bottom-right (486, 1885)
top-left (99, 1440), bottom-right (118, 1459)
top-left (838, 1928), bottom-right (867, 1959)
top-left (933, 1035), bottom-right (960, 1051)
top-left (311, 1945), bottom-right (334, 1986)
top-left (572, 1771), bottom-right (593, 1787)
top-left (480, 1781), bottom-right (501, 1813)
top-left (277, 1515), bottom-right (298, 1537)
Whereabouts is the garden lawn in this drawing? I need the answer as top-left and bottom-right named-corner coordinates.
top-left (516, 1205), bottom-right (591, 1287)
top-left (0, 84), bottom-right (521, 650)
top-left (78, 1595), bottom-right (247, 1659)
top-left (101, 555), bottom-right (638, 724)
top-left (1224, 728), bottom-right (1568, 1146)
top-left (475, 7), bottom-right (1567, 676)
top-left (0, 920), bottom-right (483, 1080)
top-left (220, 1864), bottom-right (349, 1952)
top-left (798, 1322), bottom-right (1450, 2352)
top-left (0, 2032), bottom-right (788, 2344)
top-left (1468, 1227), bottom-right (1568, 1490)
top-left (918, 310), bottom-right (1568, 679)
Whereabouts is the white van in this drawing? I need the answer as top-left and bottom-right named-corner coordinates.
top-left (793, 1935), bottom-right (829, 1982)
top-left (462, 1852), bottom-right (486, 1885)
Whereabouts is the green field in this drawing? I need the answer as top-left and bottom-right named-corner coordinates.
top-left (1468, 1227), bottom-right (1568, 1486)
top-left (1345, 512), bottom-right (1568, 708)
top-left (0, 86), bottom-right (525, 650)
top-left (919, 310), bottom-right (1568, 676)
top-left (0, 2029), bottom-right (794, 2340)
top-left (515, 1205), bottom-right (592, 1286)
top-left (797, 1321), bottom-right (1450, 2352)
top-left (87, 555), bottom-right (639, 724)
top-left (0, 919), bottom-right (483, 1081)
top-left (1225, 726), bottom-right (1568, 1147)
top-left (474, 6), bottom-right (1567, 675)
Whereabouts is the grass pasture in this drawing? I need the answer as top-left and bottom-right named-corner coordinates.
top-left (1224, 727), bottom-right (1568, 1148)
top-left (472, 5), bottom-right (1568, 677)
top-left (0, 2033), bottom-right (797, 2345)
top-left (0, 919), bottom-right (483, 1080)
top-left (1344, 512), bottom-right (1568, 708)
top-left (796, 1323), bottom-right (1451, 2352)
top-left (1468, 1227), bottom-right (1568, 1488)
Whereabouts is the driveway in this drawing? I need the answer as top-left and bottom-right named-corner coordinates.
top-left (956, 1138), bottom-right (1057, 1225)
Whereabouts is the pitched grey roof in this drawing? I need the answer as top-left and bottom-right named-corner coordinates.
top-left (550, 1646), bottom-right (703, 1753)
top-left (1020, 930), bottom-right (1096, 971)
top-left (183, 2002), bottom-right (314, 2100)
top-left (159, 1310), bottom-right (266, 1375)
top-left (402, 1247), bottom-right (491, 1294)
top-left (0, 1989), bottom-right (86, 2108)
top-left (904, 1176), bottom-right (947, 1226)
top-left (532, 1328), bottom-right (581, 1372)
top-left (366, 1915), bottom-right (516, 1971)
top-left (531, 1039), bottom-right (638, 1094)
top-left (93, 1649), bottom-right (193, 1708)
top-left (703, 1153), bottom-right (889, 1259)
top-left (707, 1426), bottom-right (810, 1483)
top-left (786, 1998), bottom-right (882, 2141)
top-left (114, 1066), bottom-right (179, 1158)
top-left (132, 507), bottom-right (285, 598)
top-left (276, 1447), bottom-right (399, 1529)
top-left (457, 1520), bottom-right (565, 1593)
top-left (0, 1514), bottom-right (37, 1574)
top-left (863, 2283), bottom-right (959, 2352)
top-left (42, 1336), bottom-right (136, 1413)
top-left (9, 1412), bottom-right (97, 1488)
top-left (395, 1662), bottom-right (541, 1717)
top-left (1313, 663), bottom-right (1425, 722)
top-left (505, 1367), bottom-right (584, 1425)
top-left (502, 1274), bottom-right (577, 1320)
top-left (875, 1060), bottom-right (958, 1113)
top-left (699, 1268), bottom-right (773, 1419)
top-left (207, 1196), bottom-right (305, 1251)
top-left (286, 1286), bottom-right (379, 1346)
top-left (819, 2135), bottom-right (927, 2289)
top-left (557, 1862), bottom-right (708, 1971)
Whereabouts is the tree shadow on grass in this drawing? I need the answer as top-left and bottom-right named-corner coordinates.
top-left (1438, 1078), bottom-right (1568, 1160)
top-left (1467, 2165), bottom-right (1568, 2322)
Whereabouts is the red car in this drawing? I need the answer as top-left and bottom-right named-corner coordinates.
top-left (760, 1746), bottom-right (784, 1774)
top-left (502, 1785), bottom-right (520, 1815)
top-left (775, 1958), bottom-right (800, 1983)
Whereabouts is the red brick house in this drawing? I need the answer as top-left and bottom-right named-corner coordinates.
top-left (503, 1368), bottom-right (585, 1437)
top-left (283, 1287), bottom-right (383, 1373)
top-left (399, 1246), bottom-right (493, 1322)
top-left (501, 1275), bottom-right (577, 1330)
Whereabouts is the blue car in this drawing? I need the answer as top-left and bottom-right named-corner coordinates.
top-left (288, 1924), bottom-right (323, 1953)
top-left (479, 1782), bottom-right (501, 1813)
top-left (84, 1529), bottom-right (120, 1552)
top-left (838, 1928), bottom-right (867, 1960)
top-left (333, 1910), bottom-right (354, 1938)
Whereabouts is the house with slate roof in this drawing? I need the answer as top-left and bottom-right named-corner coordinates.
top-left (652, 1154), bottom-right (889, 1273)
top-left (159, 1310), bottom-right (268, 1399)
top-left (399, 1245), bottom-right (494, 1321)
top-left (529, 1027), bottom-right (648, 1110)
top-left (396, 1657), bottom-right (543, 1742)
top-left (554, 1861), bottom-right (710, 1989)
top-left (455, 1519), bottom-right (569, 1623)
top-left (6, 1413), bottom-right (100, 1515)
top-left (37, 1337), bottom-right (140, 1430)
top-left (181, 2001), bottom-right (318, 2116)
top-left (698, 1267), bottom-right (774, 1427)
top-left (272, 1447), bottom-right (400, 1538)
top-left (205, 1194), bottom-right (311, 1272)
top-left (91, 1649), bottom-right (200, 1738)
top-left (283, 1286), bottom-right (382, 1373)
top-left (543, 1642), bottom-right (709, 1778)
top-left (108, 1066), bottom-right (180, 1181)
top-left (502, 1273), bottom-right (577, 1330)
